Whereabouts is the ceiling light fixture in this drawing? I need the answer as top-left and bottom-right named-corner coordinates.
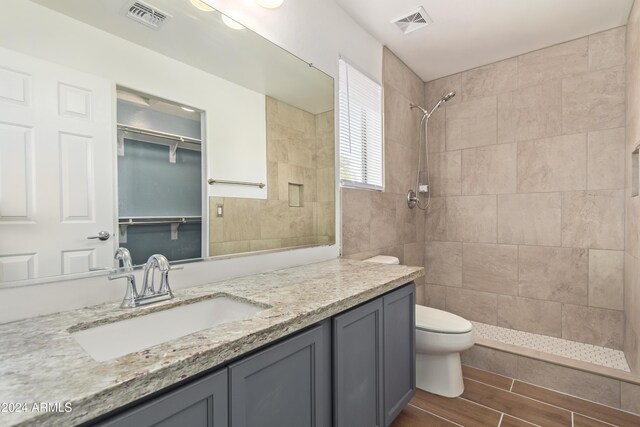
top-left (190, 0), bottom-right (214, 12)
top-left (221, 15), bottom-right (246, 30)
top-left (255, 0), bottom-right (284, 9)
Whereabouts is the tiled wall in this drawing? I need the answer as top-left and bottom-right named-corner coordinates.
top-left (625, 0), bottom-right (640, 373)
top-left (424, 27), bottom-right (627, 350)
top-left (341, 48), bottom-right (427, 296)
top-left (209, 97), bottom-right (335, 256)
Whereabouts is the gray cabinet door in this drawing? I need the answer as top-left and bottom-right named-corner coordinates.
top-left (229, 321), bottom-right (330, 427)
top-left (333, 298), bottom-right (384, 427)
top-left (383, 283), bottom-right (416, 426)
top-left (100, 368), bottom-right (227, 427)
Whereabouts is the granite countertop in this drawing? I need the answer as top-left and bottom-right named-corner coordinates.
top-left (0, 258), bottom-right (423, 427)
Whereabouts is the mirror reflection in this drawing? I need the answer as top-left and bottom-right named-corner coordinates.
top-left (0, 0), bottom-right (335, 284)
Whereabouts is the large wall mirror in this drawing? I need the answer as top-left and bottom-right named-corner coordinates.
top-left (0, 0), bottom-right (335, 284)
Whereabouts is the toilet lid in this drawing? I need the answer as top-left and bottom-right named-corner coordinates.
top-left (415, 305), bottom-right (473, 334)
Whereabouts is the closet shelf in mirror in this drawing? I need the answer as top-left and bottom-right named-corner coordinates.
top-left (118, 216), bottom-right (202, 226)
top-left (117, 125), bottom-right (201, 144)
top-left (117, 124), bottom-right (201, 162)
top-left (118, 217), bottom-right (202, 242)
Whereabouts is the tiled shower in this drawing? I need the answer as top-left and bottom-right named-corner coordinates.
top-left (342, 2), bottom-right (640, 410)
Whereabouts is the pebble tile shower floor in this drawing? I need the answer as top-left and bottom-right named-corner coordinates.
top-left (471, 321), bottom-right (630, 372)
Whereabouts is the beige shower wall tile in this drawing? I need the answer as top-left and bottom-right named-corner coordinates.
top-left (383, 47), bottom-right (424, 104)
top-left (561, 190), bottom-right (625, 250)
top-left (341, 187), bottom-right (371, 255)
top-left (385, 138), bottom-right (416, 195)
top-left (369, 192), bottom-right (398, 250)
top-left (589, 26), bottom-right (626, 71)
top-left (517, 133), bottom-right (587, 193)
top-left (516, 357), bottom-right (620, 408)
top-left (425, 73), bottom-right (461, 108)
top-left (562, 304), bottom-right (624, 349)
top-left (445, 96), bottom-right (497, 150)
top-left (621, 382), bottom-right (640, 415)
top-left (267, 161), bottom-right (279, 200)
top-left (260, 200), bottom-right (290, 239)
top-left (396, 195), bottom-right (424, 244)
top-left (519, 246), bottom-right (588, 305)
top-left (427, 107), bottom-right (445, 153)
top-left (424, 197), bottom-right (447, 241)
top-left (250, 239), bottom-right (283, 252)
top-left (461, 346), bottom-right (519, 378)
top-left (316, 201), bottom-right (335, 239)
top-left (589, 249), bottom-right (624, 310)
top-left (316, 167), bottom-right (335, 202)
top-left (403, 241), bottom-right (424, 267)
top-left (562, 65), bottom-right (626, 134)
top-left (497, 193), bottom-right (562, 246)
top-left (462, 143), bottom-right (517, 195)
top-left (463, 243), bottom-right (518, 295)
top-left (517, 37), bottom-right (588, 87)
top-left (267, 136), bottom-right (289, 163)
top-left (210, 240), bottom-right (252, 256)
top-left (587, 127), bottom-right (625, 190)
top-left (624, 322), bottom-right (640, 374)
top-left (223, 198), bottom-right (262, 242)
top-left (497, 296), bottom-right (562, 337)
top-left (425, 241), bottom-right (462, 287)
top-left (385, 85), bottom-right (422, 146)
top-left (267, 96), bottom-right (307, 132)
top-left (424, 284), bottom-right (447, 310)
top-left (430, 150), bottom-right (461, 196)
top-left (289, 205), bottom-right (314, 237)
top-left (460, 58), bottom-right (517, 100)
top-left (445, 287), bottom-right (498, 324)
top-left (498, 80), bottom-right (562, 143)
top-left (446, 195), bottom-right (497, 243)
top-left (288, 137), bottom-right (316, 169)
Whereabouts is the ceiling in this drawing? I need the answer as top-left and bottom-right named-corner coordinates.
top-left (335, 0), bottom-right (634, 82)
top-left (32, 0), bottom-right (334, 114)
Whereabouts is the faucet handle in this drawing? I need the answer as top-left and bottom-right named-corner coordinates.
top-left (108, 270), bottom-right (139, 308)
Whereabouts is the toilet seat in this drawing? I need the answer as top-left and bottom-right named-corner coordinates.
top-left (416, 305), bottom-right (473, 334)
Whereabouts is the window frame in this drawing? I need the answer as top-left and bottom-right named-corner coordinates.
top-left (338, 57), bottom-right (384, 192)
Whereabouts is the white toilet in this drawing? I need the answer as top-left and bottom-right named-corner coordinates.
top-left (364, 255), bottom-right (475, 398)
top-left (415, 304), bottom-right (474, 397)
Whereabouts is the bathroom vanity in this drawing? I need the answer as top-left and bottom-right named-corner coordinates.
top-left (0, 259), bottom-right (423, 427)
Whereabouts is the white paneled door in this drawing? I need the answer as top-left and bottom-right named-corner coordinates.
top-left (0, 47), bottom-right (115, 282)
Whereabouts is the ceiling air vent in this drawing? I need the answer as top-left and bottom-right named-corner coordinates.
top-left (392, 6), bottom-right (433, 34)
top-left (125, 1), bottom-right (172, 30)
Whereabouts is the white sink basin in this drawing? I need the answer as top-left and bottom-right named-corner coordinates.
top-left (71, 297), bottom-right (264, 362)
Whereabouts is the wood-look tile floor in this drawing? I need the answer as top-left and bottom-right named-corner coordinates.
top-left (391, 365), bottom-right (640, 427)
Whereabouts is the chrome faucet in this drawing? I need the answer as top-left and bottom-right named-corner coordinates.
top-left (114, 247), bottom-right (133, 269)
top-left (140, 254), bottom-right (173, 299)
top-left (109, 253), bottom-right (177, 308)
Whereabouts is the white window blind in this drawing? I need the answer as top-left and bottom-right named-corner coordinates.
top-left (338, 58), bottom-right (383, 190)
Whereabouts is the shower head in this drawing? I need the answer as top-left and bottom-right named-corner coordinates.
top-left (410, 91), bottom-right (456, 119)
top-left (442, 91), bottom-right (456, 102)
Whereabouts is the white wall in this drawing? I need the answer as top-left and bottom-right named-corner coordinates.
top-left (0, 0), bottom-right (382, 323)
top-left (204, 0), bottom-right (383, 82)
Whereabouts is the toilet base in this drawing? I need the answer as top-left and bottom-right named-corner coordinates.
top-left (416, 352), bottom-right (464, 397)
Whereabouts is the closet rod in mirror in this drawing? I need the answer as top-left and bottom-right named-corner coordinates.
top-left (117, 124), bottom-right (201, 144)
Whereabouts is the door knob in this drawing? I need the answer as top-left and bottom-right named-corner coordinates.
top-left (87, 231), bottom-right (111, 241)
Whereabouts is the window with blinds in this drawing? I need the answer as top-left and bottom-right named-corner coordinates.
top-left (338, 58), bottom-right (383, 190)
